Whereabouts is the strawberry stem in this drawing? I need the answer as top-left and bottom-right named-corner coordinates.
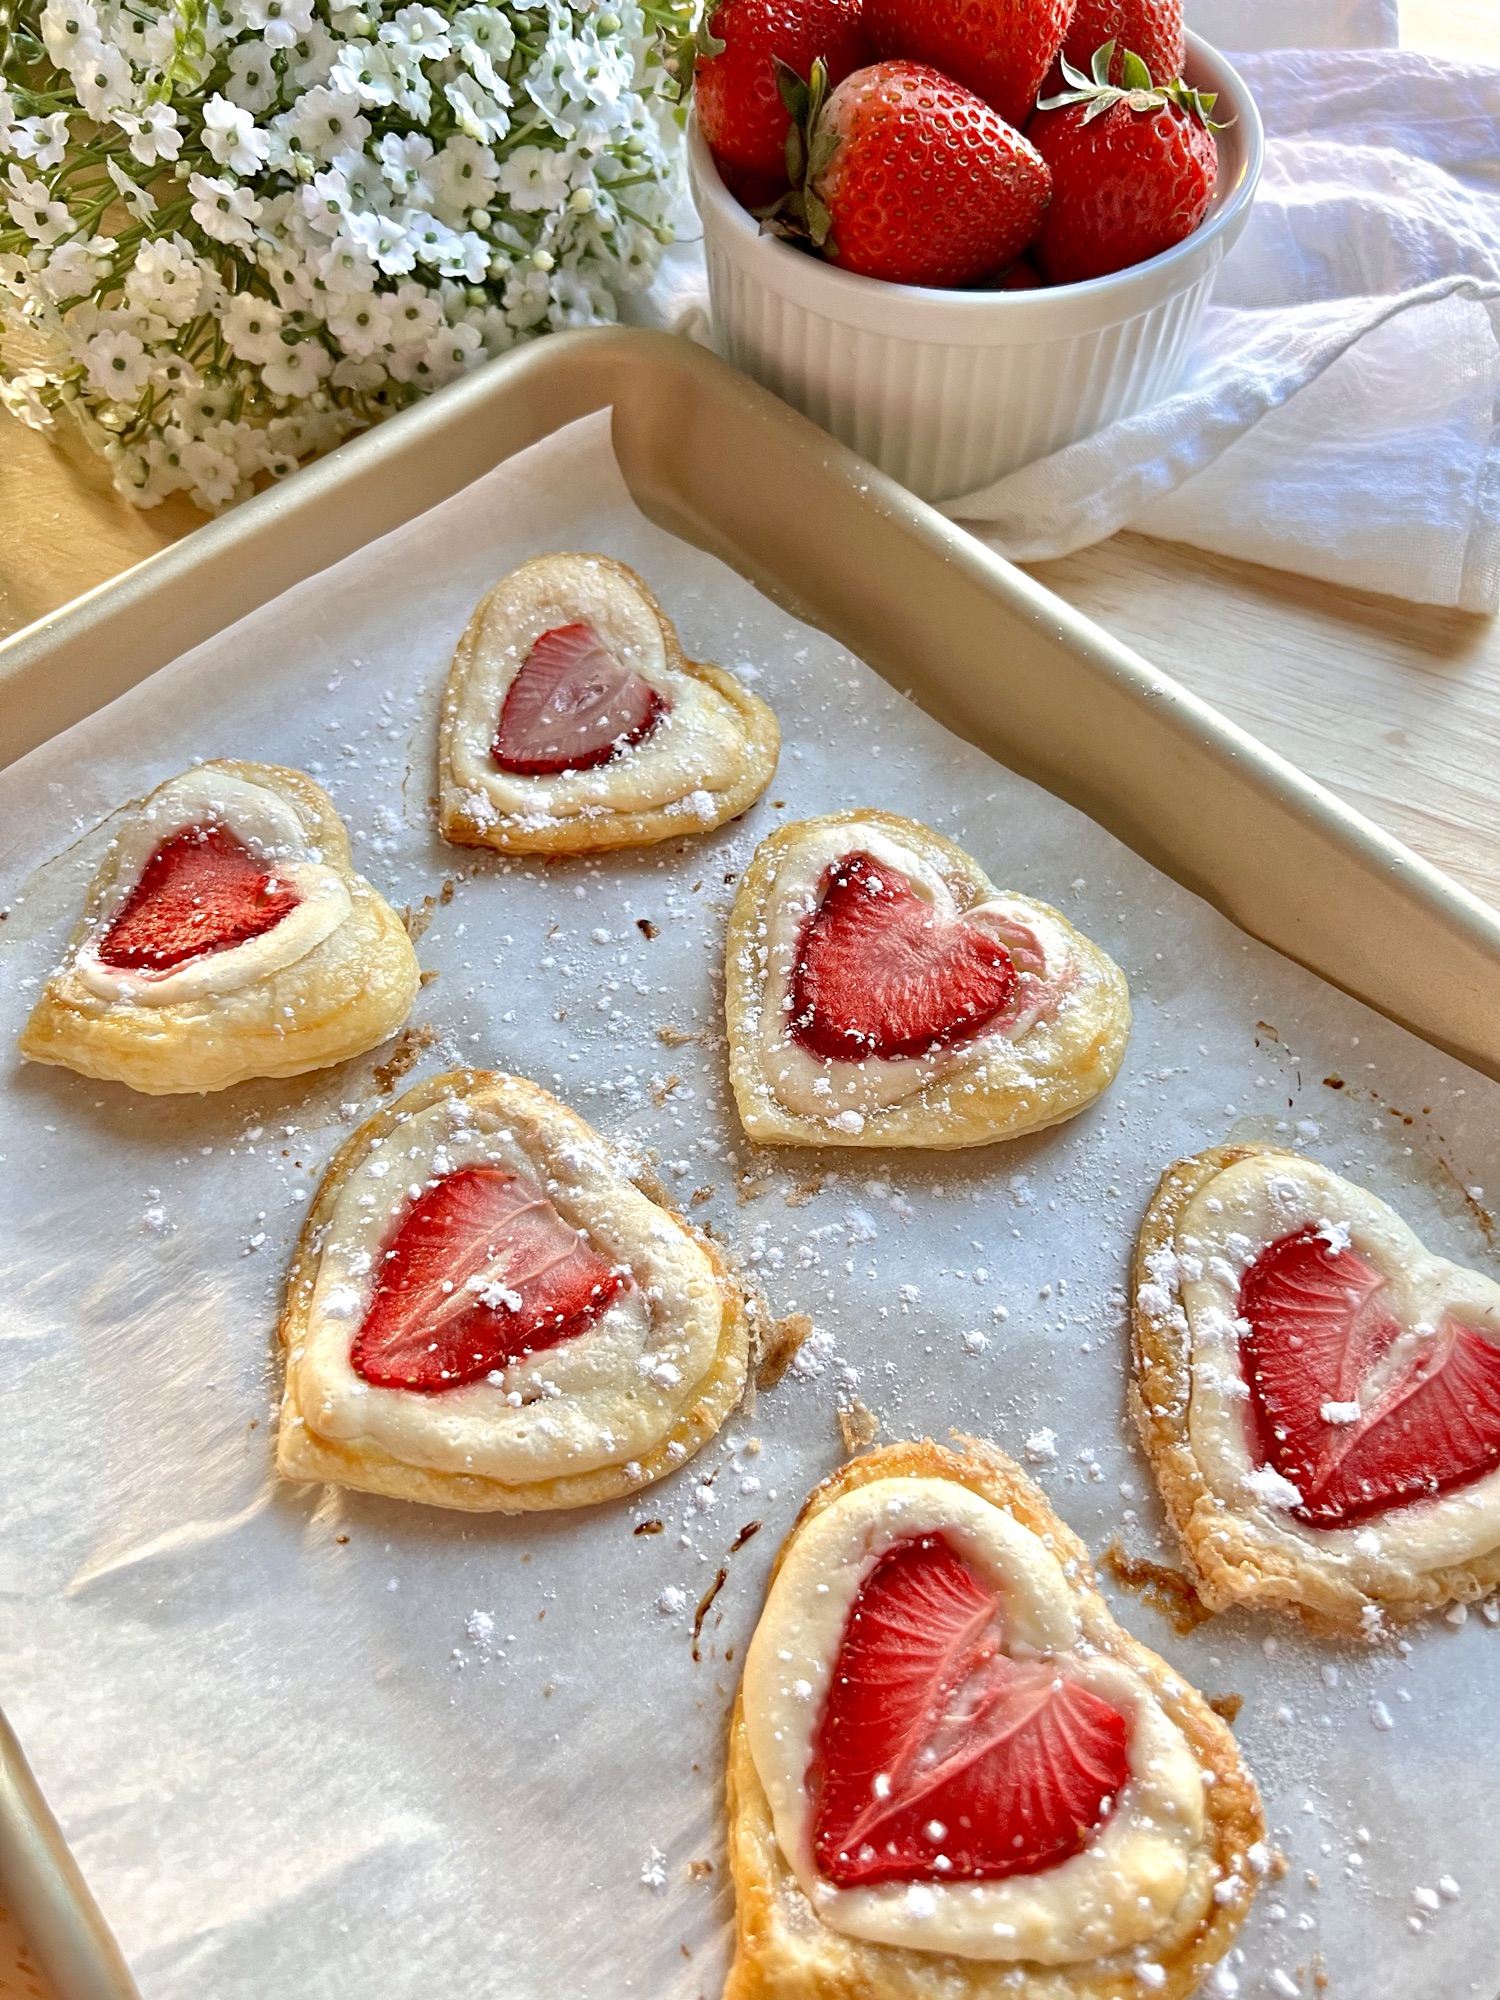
top-left (1035, 39), bottom-right (1231, 129)
top-left (757, 55), bottom-right (837, 251)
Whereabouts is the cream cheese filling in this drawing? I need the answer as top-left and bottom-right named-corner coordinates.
top-left (288, 1091), bottom-right (726, 1484)
top-left (744, 822), bottom-right (1075, 1128)
top-left (1171, 1153), bottom-right (1500, 1576)
top-left (743, 1478), bottom-right (1205, 1965)
top-left (448, 557), bottom-right (749, 828)
top-left (73, 769), bottom-right (350, 1006)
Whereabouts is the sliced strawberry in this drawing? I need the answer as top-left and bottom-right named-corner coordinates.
top-left (351, 1165), bottom-right (625, 1392)
top-left (789, 852), bottom-right (1018, 1062)
top-left (98, 823), bottom-right (300, 973)
top-left (811, 1534), bottom-right (1129, 1885)
top-left (492, 623), bottom-right (668, 777)
top-left (1240, 1226), bottom-right (1500, 1526)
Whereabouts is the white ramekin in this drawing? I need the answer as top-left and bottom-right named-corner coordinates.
top-left (688, 31), bottom-right (1263, 503)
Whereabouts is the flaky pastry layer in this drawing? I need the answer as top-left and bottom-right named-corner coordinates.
top-left (276, 1068), bottom-right (750, 1512)
top-left (1131, 1143), bottom-right (1500, 1635)
top-left (725, 1437), bottom-right (1263, 2000)
top-left (724, 811), bottom-right (1130, 1149)
top-left (18, 760), bottom-right (419, 1095)
top-left (437, 552), bottom-right (779, 855)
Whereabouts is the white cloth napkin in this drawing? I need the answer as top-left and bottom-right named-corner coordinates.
top-left (638, 0), bottom-right (1500, 611)
top-left (944, 45), bottom-right (1500, 612)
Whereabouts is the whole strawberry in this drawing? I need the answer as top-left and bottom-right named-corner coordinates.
top-left (1028, 47), bottom-right (1219, 284)
top-left (693, 0), bottom-right (869, 188)
top-left (769, 60), bottom-right (1052, 288)
top-left (863, 0), bottom-right (1073, 130)
top-left (1061, 0), bottom-right (1184, 86)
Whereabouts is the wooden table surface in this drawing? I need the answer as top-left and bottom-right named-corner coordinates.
top-left (2, 3), bottom-right (1495, 1993)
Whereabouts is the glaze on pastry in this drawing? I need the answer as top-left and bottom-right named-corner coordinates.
top-left (276, 1069), bottom-right (750, 1511)
top-left (18, 760), bottom-right (419, 1095)
top-left (726, 1438), bottom-right (1262, 2000)
top-left (724, 811), bottom-right (1129, 1148)
top-left (1132, 1143), bottom-right (1500, 1633)
top-left (437, 553), bottom-right (779, 854)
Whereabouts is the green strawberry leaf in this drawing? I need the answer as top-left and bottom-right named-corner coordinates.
top-left (1120, 47), bottom-right (1153, 90)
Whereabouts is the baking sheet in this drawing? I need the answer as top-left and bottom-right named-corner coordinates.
top-left (1, 411), bottom-right (1497, 2000)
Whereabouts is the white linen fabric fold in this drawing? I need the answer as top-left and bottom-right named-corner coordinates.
top-left (943, 46), bottom-right (1500, 611)
top-left (636, 6), bottom-right (1500, 610)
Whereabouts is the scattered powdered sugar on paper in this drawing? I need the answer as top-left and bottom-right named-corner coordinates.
top-left (0, 413), bottom-right (1498, 2000)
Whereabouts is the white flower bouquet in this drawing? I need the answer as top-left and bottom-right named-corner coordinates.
top-left (0, 0), bottom-right (690, 509)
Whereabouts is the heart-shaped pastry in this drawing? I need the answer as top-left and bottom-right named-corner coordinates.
top-left (729, 1439), bottom-right (1262, 2000)
top-left (1132, 1143), bottom-right (1500, 1631)
top-left (277, 1069), bottom-right (750, 1512)
top-left (18, 761), bottom-right (419, 1095)
top-left (437, 553), bottom-right (779, 855)
top-left (724, 811), bottom-right (1129, 1149)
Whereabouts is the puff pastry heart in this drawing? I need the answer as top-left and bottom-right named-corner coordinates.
top-left (437, 552), bottom-right (779, 855)
top-left (18, 760), bottom-right (419, 1095)
top-left (727, 1438), bottom-right (1263, 2000)
top-left (724, 811), bottom-right (1130, 1148)
top-left (1131, 1143), bottom-right (1500, 1633)
top-left (276, 1069), bottom-right (750, 1511)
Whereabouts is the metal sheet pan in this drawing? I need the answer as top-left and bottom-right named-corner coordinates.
top-left (4, 327), bottom-right (1500, 2000)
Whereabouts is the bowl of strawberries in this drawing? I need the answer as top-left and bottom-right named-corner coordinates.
top-left (682, 0), bottom-right (1262, 502)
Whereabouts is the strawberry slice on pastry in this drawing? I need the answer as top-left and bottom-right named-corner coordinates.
top-left (491, 621), bottom-right (668, 776)
top-left (98, 823), bottom-right (301, 971)
top-left (352, 1164), bottom-right (625, 1390)
top-left (1132, 1143), bottom-right (1500, 1631)
top-left (277, 1070), bottom-right (750, 1513)
top-left (439, 552), bottom-right (778, 855)
top-left (728, 1439), bottom-right (1262, 2000)
top-left (725, 810), bottom-right (1129, 1149)
top-left (18, 761), bottom-right (418, 1096)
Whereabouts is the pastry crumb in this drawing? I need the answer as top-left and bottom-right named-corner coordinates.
top-left (657, 1023), bottom-right (697, 1046)
top-left (757, 1312), bottom-right (814, 1392)
top-left (1102, 1538), bottom-right (1214, 1635)
top-left (1208, 1692), bottom-right (1244, 1725)
top-left (372, 1023), bottom-right (436, 1094)
top-left (837, 1398), bottom-right (881, 1453)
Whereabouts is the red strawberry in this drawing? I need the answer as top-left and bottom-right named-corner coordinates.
top-left (98, 824), bottom-right (299, 972)
top-left (789, 851), bottom-right (1018, 1060)
top-left (1061, 0), bottom-right (1184, 88)
top-left (1240, 1226), bottom-right (1500, 1527)
top-left (1027, 49), bottom-right (1219, 285)
top-left (864, 0), bottom-right (1072, 130)
top-left (492, 622), bottom-right (668, 777)
top-left (692, 0), bottom-right (869, 186)
top-left (810, 1534), bottom-right (1130, 1884)
top-left (352, 1165), bottom-right (625, 1392)
top-left (769, 61), bottom-right (1051, 290)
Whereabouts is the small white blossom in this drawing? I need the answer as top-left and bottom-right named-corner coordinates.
top-left (380, 4), bottom-right (450, 60)
top-left (376, 129), bottom-right (436, 199)
top-left (286, 21), bottom-right (338, 86)
top-left (6, 167), bottom-right (71, 242)
top-left (73, 41), bottom-right (136, 119)
top-left (420, 318), bottom-right (484, 383)
top-left (220, 289), bottom-right (287, 362)
top-left (189, 171), bottom-right (263, 244)
top-left (286, 83), bottom-right (369, 161)
top-left (40, 0), bottom-right (102, 71)
top-left (224, 39), bottom-right (281, 113)
top-left (236, 0), bottom-right (315, 47)
top-left (106, 155), bottom-right (156, 222)
top-left (261, 336), bottom-right (334, 397)
top-left (10, 112), bottom-right (72, 169)
top-left (344, 207), bottom-right (416, 274)
top-left (82, 327), bottom-right (152, 397)
top-left (115, 100), bottom-right (182, 166)
top-left (452, 5), bottom-right (515, 63)
top-left (497, 143), bottom-right (572, 212)
top-left (0, 368), bottom-right (54, 428)
top-left (432, 134), bottom-right (499, 218)
top-left (39, 232), bottom-right (115, 298)
top-left (325, 290), bottom-right (392, 354)
top-left (445, 71), bottom-right (511, 142)
top-left (203, 95), bottom-right (271, 176)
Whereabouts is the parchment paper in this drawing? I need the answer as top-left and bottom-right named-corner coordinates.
top-left (1, 412), bottom-right (1497, 2000)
